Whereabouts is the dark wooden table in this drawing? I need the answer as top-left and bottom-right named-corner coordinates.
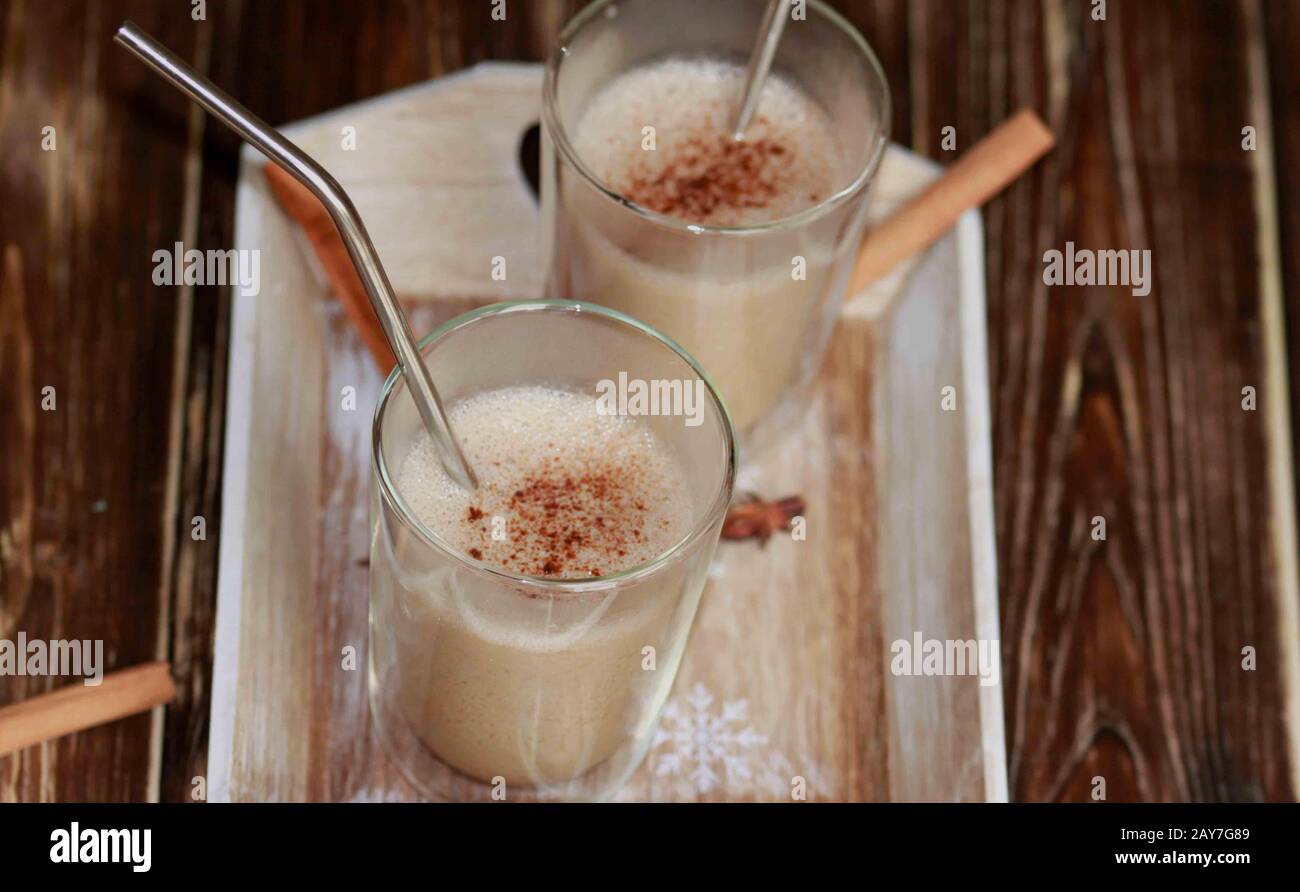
top-left (1, 0), bottom-right (1297, 802)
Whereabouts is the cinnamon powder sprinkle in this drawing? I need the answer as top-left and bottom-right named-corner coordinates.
top-left (623, 133), bottom-right (794, 223)
top-left (460, 456), bottom-right (662, 578)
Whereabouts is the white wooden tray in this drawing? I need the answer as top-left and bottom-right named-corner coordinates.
top-left (209, 63), bottom-right (1006, 802)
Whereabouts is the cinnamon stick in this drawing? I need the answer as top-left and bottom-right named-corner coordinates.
top-left (0, 661), bottom-right (176, 757)
top-left (849, 108), bottom-right (1054, 292)
top-left (262, 162), bottom-right (396, 371)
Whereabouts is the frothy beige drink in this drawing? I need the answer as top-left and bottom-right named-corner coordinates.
top-left (573, 57), bottom-right (841, 227)
top-left (554, 56), bottom-right (854, 435)
top-left (399, 387), bottom-right (689, 578)
top-left (383, 386), bottom-right (694, 786)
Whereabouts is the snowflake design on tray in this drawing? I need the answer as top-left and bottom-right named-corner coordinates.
top-left (647, 682), bottom-right (830, 799)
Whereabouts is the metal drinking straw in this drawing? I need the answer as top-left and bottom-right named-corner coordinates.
top-left (731, 0), bottom-right (792, 139)
top-left (114, 21), bottom-right (478, 491)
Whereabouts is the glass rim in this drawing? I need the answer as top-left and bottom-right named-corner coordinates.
top-left (541, 0), bottom-right (893, 237)
top-left (371, 299), bottom-right (739, 593)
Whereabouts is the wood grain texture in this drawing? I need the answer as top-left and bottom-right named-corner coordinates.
top-left (1, 0), bottom-right (1295, 802)
top-left (900, 0), bottom-right (1297, 800)
top-left (0, 0), bottom-right (201, 802)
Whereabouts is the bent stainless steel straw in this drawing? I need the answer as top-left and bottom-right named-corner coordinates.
top-left (115, 20), bottom-right (478, 491)
top-left (731, 0), bottom-right (791, 139)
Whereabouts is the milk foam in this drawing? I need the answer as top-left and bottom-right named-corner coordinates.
top-left (396, 386), bottom-right (692, 579)
top-left (572, 56), bottom-right (846, 226)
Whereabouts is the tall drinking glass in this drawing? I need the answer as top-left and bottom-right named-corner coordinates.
top-left (541, 0), bottom-right (891, 451)
top-left (369, 301), bottom-right (736, 801)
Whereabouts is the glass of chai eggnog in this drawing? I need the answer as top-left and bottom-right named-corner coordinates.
top-left (541, 0), bottom-right (891, 452)
top-left (369, 301), bottom-right (736, 801)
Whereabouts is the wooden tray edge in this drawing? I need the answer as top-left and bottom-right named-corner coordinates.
top-left (208, 146), bottom-right (268, 803)
top-left (956, 207), bottom-right (1008, 802)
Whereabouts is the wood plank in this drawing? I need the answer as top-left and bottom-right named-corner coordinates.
top-left (907, 0), bottom-right (1297, 800)
top-left (0, 0), bottom-right (199, 801)
top-left (156, 4), bottom-right (230, 807)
